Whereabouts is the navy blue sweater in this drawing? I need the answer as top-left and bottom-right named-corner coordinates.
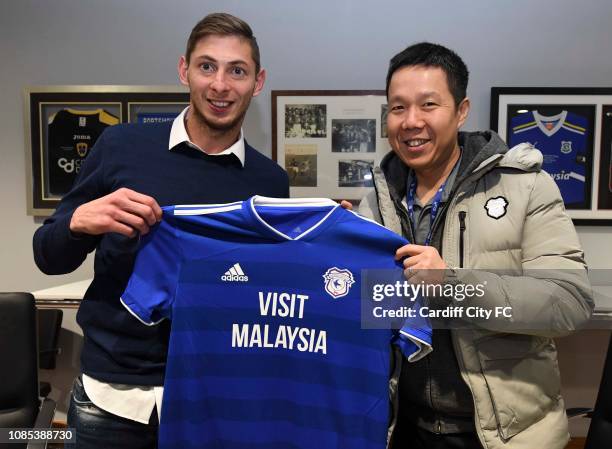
top-left (33, 122), bottom-right (289, 385)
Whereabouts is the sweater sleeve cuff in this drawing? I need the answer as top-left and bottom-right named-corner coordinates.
top-left (55, 212), bottom-right (98, 251)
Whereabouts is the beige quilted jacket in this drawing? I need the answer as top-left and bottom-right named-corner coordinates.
top-left (359, 133), bottom-right (593, 449)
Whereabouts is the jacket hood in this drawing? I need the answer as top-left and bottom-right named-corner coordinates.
top-left (497, 141), bottom-right (543, 171)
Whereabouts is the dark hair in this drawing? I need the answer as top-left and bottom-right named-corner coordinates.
top-left (386, 42), bottom-right (469, 106)
top-left (185, 12), bottom-right (261, 74)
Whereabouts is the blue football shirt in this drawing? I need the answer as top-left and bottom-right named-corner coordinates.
top-left (121, 196), bottom-right (432, 449)
top-left (509, 110), bottom-right (588, 205)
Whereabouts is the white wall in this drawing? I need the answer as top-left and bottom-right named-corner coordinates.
top-left (2, 0), bottom-right (611, 291)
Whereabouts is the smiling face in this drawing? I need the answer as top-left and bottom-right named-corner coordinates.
top-left (386, 65), bottom-right (469, 179)
top-left (178, 34), bottom-right (265, 135)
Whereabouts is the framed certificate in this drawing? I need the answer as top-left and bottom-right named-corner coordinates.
top-left (491, 87), bottom-right (612, 224)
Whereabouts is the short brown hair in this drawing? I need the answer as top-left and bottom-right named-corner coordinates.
top-left (185, 12), bottom-right (261, 74)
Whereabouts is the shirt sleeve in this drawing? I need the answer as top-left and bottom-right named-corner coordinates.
top-left (120, 215), bottom-right (182, 326)
top-left (394, 321), bottom-right (433, 362)
top-left (387, 267), bottom-right (433, 362)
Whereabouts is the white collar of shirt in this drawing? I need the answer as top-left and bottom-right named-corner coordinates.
top-left (169, 106), bottom-right (245, 166)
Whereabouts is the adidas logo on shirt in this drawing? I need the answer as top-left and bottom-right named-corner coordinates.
top-left (221, 263), bottom-right (249, 282)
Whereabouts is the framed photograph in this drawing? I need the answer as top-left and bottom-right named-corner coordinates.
top-left (381, 104), bottom-right (389, 138)
top-left (491, 87), bottom-right (612, 224)
top-left (24, 86), bottom-right (189, 215)
top-left (600, 105), bottom-right (612, 211)
top-left (272, 90), bottom-right (389, 201)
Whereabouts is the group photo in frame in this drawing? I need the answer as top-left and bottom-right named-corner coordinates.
top-left (272, 90), bottom-right (389, 201)
top-left (24, 86), bottom-right (189, 215)
top-left (490, 87), bottom-right (612, 224)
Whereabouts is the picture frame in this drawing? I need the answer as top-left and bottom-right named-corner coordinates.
top-left (24, 86), bottom-right (189, 215)
top-left (272, 90), bottom-right (389, 201)
top-left (490, 87), bottom-right (612, 225)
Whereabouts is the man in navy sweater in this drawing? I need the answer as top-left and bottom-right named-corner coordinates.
top-left (33, 13), bottom-right (288, 449)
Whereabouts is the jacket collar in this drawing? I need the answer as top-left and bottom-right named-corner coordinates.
top-left (378, 130), bottom-right (532, 202)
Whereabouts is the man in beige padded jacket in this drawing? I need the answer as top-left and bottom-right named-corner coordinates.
top-left (359, 42), bottom-right (593, 449)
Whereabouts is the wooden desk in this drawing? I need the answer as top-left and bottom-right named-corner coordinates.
top-left (31, 279), bottom-right (90, 308)
top-left (588, 286), bottom-right (612, 329)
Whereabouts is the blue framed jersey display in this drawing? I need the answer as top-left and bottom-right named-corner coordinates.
top-left (508, 109), bottom-right (591, 207)
top-left (504, 104), bottom-right (595, 210)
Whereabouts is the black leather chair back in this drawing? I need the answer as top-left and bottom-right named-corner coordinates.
top-left (0, 293), bottom-right (40, 428)
top-left (585, 333), bottom-right (612, 448)
top-left (37, 309), bottom-right (63, 369)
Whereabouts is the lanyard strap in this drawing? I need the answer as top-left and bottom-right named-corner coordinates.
top-left (407, 178), bottom-right (446, 246)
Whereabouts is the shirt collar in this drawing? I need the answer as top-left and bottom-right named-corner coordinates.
top-left (168, 106), bottom-right (245, 166)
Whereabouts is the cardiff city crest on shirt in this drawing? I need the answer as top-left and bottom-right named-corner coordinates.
top-left (560, 141), bottom-right (573, 154)
top-left (322, 267), bottom-right (355, 299)
top-left (76, 142), bottom-right (89, 157)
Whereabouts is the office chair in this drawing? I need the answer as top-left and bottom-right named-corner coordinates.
top-left (0, 292), bottom-right (56, 449)
top-left (584, 333), bottom-right (612, 448)
top-left (37, 309), bottom-right (63, 398)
